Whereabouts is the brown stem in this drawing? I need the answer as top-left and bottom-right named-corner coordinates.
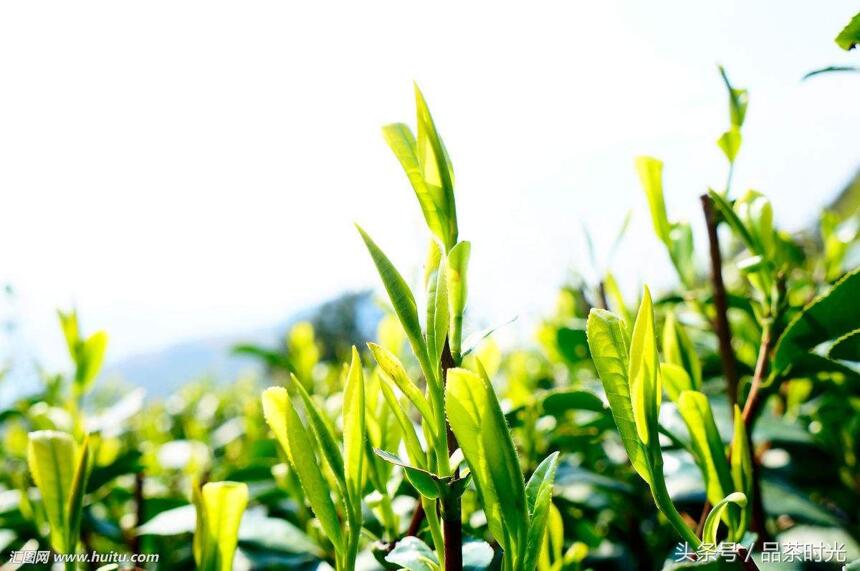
top-left (598, 281), bottom-right (609, 310)
top-left (700, 194), bottom-right (739, 411)
top-left (741, 326), bottom-right (774, 546)
top-left (440, 338), bottom-right (463, 571)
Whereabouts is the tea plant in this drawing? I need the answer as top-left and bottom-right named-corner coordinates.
top-left (0, 51), bottom-right (858, 571)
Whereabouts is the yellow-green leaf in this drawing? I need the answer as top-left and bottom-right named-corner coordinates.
top-left (27, 430), bottom-right (77, 553)
top-left (194, 481), bottom-right (249, 571)
top-left (343, 347), bottom-right (366, 504)
top-left (702, 492), bottom-right (747, 547)
top-left (660, 363), bottom-right (693, 403)
top-left (677, 391), bottom-right (734, 509)
top-left (367, 342), bottom-right (434, 424)
top-left (357, 225), bottom-right (431, 379)
top-left (414, 84), bottom-right (457, 251)
top-left (717, 127), bottom-right (742, 163)
top-left (289, 374), bottom-right (345, 491)
top-left (628, 287), bottom-right (662, 447)
top-left (76, 331), bottom-right (108, 392)
top-left (446, 241), bottom-right (471, 360)
top-left (445, 366), bottom-right (527, 561)
top-left (426, 261), bottom-right (449, 369)
top-left (635, 156), bottom-right (671, 246)
top-left (585, 309), bottom-right (650, 483)
top-left (523, 452), bottom-right (560, 571)
top-left (730, 404), bottom-right (753, 540)
top-left (378, 377), bottom-right (427, 470)
top-left (662, 312), bottom-right (702, 390)
top-left (261, 387), bottom-right (344, 552)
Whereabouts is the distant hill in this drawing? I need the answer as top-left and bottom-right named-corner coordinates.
top-left (104, 290), bottom-right (381, 398)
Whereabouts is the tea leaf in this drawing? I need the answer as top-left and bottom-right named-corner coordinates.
top-left (829, 328), bottom-right (860, 361)
top-left (719, 66), bottom-right (749, 128)
top-left (357, 225), bottom-right (431, 377)
top-left (835, 11), bottom-right (860, 50)
top-left (718, 127), bottom-right (742, 163)
top-left (445, 366), bottom-right (528, 560)
top-left (702, 492), bottom-right (747, 546)
top-left (628, 287), bottom-right (661, 447)
top-left (446, 240), bottom-right (471, 359)
top-left (707, 189), bottom-right (758, 253)
top-left (660, 363), bottom-right (693, 403)
top-left (290, 374), bottom-right (345, 491)
top-left (774, 267), bottom-right (860, 371)
top-left (426, 260), bottom-right (449, 369)
top-left (194, 481), bottom-right (249, 571)
top-left (374, 448), bottom-right (441, 500)
top-left (343, 347), bottom-right (366, 504)
top-left (65, 436), bottom-right (90, 555)
top-left (383, 123), bottom-right (448, 248)
top-left (585, 309), bottom-right (650, 483)
top-left (523, 452), bottom-right (560, 571)
top-left (415, 84), bottom-right (457, 251)
top-left (730, 404), bottom-right (753, 539)
top-left (677, 391), bottom-right (734, 509)
top-left (368, 342), bottom-right (434, 424)
top-left (636, 156), bottom-right (671, 245)
top-left (261, 387), bottom-right (344, 552)
top-left (378, 377), bottom-right (427, 469)
top-left (76, 331), bottom-right (108, 393)
top-left (662, 312), bottom-right (702, 390)
top-left (27, 430), bottom-right (77, 553)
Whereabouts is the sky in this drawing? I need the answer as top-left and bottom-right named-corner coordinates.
top-left (0, 1), bottom-right (859, 379)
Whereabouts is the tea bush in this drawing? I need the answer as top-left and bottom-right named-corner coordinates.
top-left (1, 12), bottom-right (860, 571)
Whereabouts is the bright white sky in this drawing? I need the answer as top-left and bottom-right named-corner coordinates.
top-left (1, 1), bottom-right (859, 372)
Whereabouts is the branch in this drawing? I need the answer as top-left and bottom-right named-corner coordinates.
top-left (700, 194), bottom-right (740, 410)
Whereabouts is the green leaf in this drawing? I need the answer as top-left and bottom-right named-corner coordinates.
top-left (676, 391), bottom-right (734, 509)
top-left (367, 342), bottom-right (435, 424)
top-left (27, 430), bottom-right (79, 553)
top-left (75, 331), bottom-right (108, 393)
top-left (377, 378), bottom-right (427, 470)
top-left (773, 267), bottom-right (860, 371)
top-left (414, 84), bottom-right (457, 251)
top-left (719, 66), bottom-right (748, 128)
top-left (289, 374), bottom-right (345, 491)
top-left (663, 312), bottom-right (702, 390)
top-left (261, 387), bottom-right (344, 553)
top-left (540, 389), bottom-right (605, 416)
top-left (382, 123), bottom-right (448, 250)
top-left (65, 436), bottom-right (90, 555)
top-left (374, 449), bottom-right (442, 500)
top-left (829, 328), bottom-right (860, 361)
top-left (717, 127), bottom-right (742, 163)
top-left (702, 492), bottom-right (747, 546)
top-left (356, 225), bottom-right (431, 378)
top-left (445, 366), bottom-right (528, 561)
top-left (343, 347), bottom-right (366, 504)
top-left (58, 310), bottom-right (80, 361)
top-left (523, 452), bottom-right (560, 571)
top-left (385, 536), bottom-right (439, 571)
top-left (585, 309), bottom-right (650, 483)
top-left (707, 190), bottom-right (758, 254)
top-left (660, 363), bottom-right (693, 403)
top-left (426, 259), bottom-right (449, 369)
top-left (635, 156), bottom-right (671, 245)
top-left (835, 11), bottom-right (860, 50)
top-left (730, 405), bottom-right (752, 540)
top-left (446, 240), bottom-right (471, 359)
top-left (628, 286), bottom-right (662, 447)
top-left (194, 481), bottom-right (249, 571)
